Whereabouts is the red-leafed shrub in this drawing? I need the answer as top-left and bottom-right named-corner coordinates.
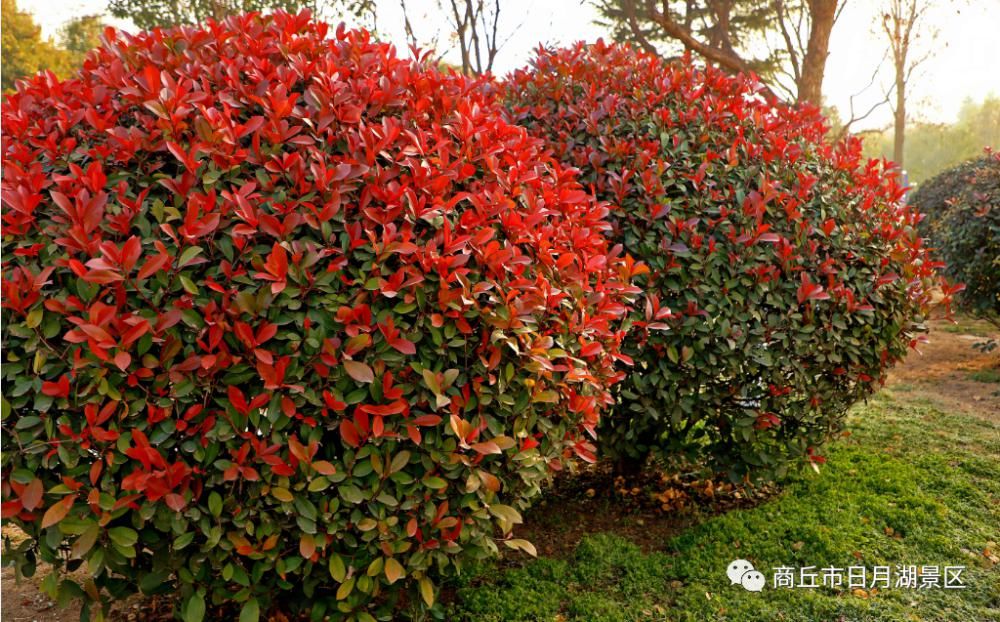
top-left (0, 14), bottom-right (637, 620)
top-left (505, 42), bottom-right (952, 483)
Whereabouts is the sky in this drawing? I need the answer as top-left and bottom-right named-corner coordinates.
top-left (20, 0), bottom-right (1000, 131)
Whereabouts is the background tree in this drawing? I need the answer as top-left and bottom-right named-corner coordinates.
top-left (58, 14), bottom-right (106, 66)
top-left (593, 0), bottom-right (845, 104)
top-left (445, 0), bottom-right (504, 75)
top-left (1, 0), bottom-right (72, 91)
top-left (862, 95), bottom-right (1000, 184)
top-left (105, 0), bottom-right (367, 30)
top-left (773, 0), bottom-right (842, 104)
top-left (881, 0), bottom-right (933, 169)
top-left (595, 1), bottom-right (781, 79)
top-left (392, 0), bottom-right (522, 76)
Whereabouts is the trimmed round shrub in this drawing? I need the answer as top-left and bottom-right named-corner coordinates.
top-left (0, 13), bottom-right (637, 620)
top-left (910, 151), bottom-right (1000, 320)
top-left (504, 42), bottom-right (950, 483)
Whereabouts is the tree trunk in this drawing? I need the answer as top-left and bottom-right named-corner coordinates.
top-left (797, 0), bottom-right (838, 104)
top-left (893, 63), bottom-right (906, 167)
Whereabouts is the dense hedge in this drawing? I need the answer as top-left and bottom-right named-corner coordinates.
top-left (910, 151), bottom-right (999, 320)
top-left (505, 42), bottom-right (951, 483)
top-left (0, 13), bottom-right (639, 621)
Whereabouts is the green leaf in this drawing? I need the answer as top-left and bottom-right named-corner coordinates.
top-left (108, 526), bottom-right (138, 548)
top-left (208, 492), bottom-right (222, 517)
top-left (422, 476), bottom-right (447, 490)
top-left (239, 598), bottom-right (259, 622)
top-left (336, 576), bottom-right (355, 600)
top-left (338, 484), bottom-right (364, 504)
top-left (179, 274), bottom-right (199, 295)
top-left (70, 524), bottom-right (99, 559)
top-left (389, 450), bottom-right (410, 474)
top-left (174, 532), bottom-right (195, 550)
top-left (184, 593), bottom-right (205, 622)
top-left (307, 476), bottom-right (330, 492)
top-left (503, 538), bottom-right (537, 556)
top-left (26, 307), bottom-right (43, 328)
top-left (418, 576), bottom-right (435, 607)
top-left (329, 553), bottom-right (346, 582)
top-left (421, 369), bottom-right (442, 395)
top-left (488, 504), bottom-right (522, 532)
top-left (178, 246), bottom-right (204, 268)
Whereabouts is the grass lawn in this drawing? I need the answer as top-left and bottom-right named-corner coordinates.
top-left (448, 390), bottom-right (1000, 621)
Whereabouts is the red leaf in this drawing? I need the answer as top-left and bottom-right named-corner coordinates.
top-left (137, 253), bottom-right (170, 280)
top-left (41, 375), bottom-right (70, 399)
top-left (2, 500), bottom-right (23, 519)
top-left (227, 385), bottom-right (249, 415)
top-left (390, 336), bottom-right (416, 355)
top-left (340, 419), bottom-right (361, 448)
top-left (82, 269), bottom-right (124, 284)
top-left (470, 441), bottom-right (502, 455)
top-left (312, 460), bottom-right (336, 475)
top-left (256, 322), bottom-right (278, 344)
top-left (254, 242), bottom-right (289, 294)
top-left (288, 435), bottom-right (310, 465)
top-left (412, 415), bottom-right (442, 426)
top-left (796, 275), bottom-right (829, 304)
top-left (40, 496), bottom-right (74, 529)
top-left (343, 360), bottom-right (374, 384)
top-left (121, 236), bottom-right (142, 272)
top-left (322, 390), bottom-right (346, 411)
top-left (21, 478), bottom-right (44, 511)
top-left (114, 351), bottom-right (132, 371)
top-left (164, 493), bottom-right (187, 512)
top-left (120, 321), bottom-right (150, 347)
top-left (299, 534), bottom-right (316, 559)
top-left (359, 400), bottom-right (407, 416)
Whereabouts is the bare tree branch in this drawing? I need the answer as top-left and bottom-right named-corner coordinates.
top-left (774, 0), bottom-right (802, 84)
top-left (623, 0), bottom-right (661, 55)
top-left (399, 0), bottom-right (417, 48)
top-left (442, 0), bottom-right (514, 75)
top-left (623, 0), bottom-right (754, 75)
top-left (834, 47), bottom-right (892, 139)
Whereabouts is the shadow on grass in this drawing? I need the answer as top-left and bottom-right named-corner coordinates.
top-left (448, 392), bottom-right (1000, 621)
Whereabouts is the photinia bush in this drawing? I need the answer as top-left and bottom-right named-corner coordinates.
top-left (910, 150), bottom-right (999, 321)
top-left (504, 42), bottom-right (953, 483)
top-left (0, 13), bottom-right (639, 620)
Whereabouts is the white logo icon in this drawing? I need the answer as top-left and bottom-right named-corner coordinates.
top-left (727, 559), bottom-right (765, 592)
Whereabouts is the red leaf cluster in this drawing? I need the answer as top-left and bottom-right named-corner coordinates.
top-left (1, 13), bottom-right (638, 614)
top-left (505, 41), bottom-right (951, 483)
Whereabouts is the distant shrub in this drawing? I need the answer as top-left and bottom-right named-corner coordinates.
top-left (504, 42), bottom-right (952, 483)
top-left (910, 151), bottom-right (1000, 321)
top-left (0, 13), bottom-right (637, 620)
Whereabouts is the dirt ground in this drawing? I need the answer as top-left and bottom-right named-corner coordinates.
top-left (886, 318), bottom-right (1000, 420)
top-left (2, 318), bottom-right (997, 621)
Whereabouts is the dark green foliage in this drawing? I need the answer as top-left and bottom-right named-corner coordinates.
top-left (910, 152), bottom-right (1000, 321)
top-left (593, 0), bottom-right (783, 73)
